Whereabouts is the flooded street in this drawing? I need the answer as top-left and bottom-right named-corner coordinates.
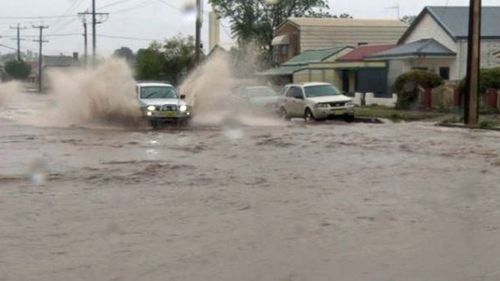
top-left (1, 94), bottom-right (500, 281)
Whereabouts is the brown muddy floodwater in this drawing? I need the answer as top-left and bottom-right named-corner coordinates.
top-left (1, 93), bottom-right (500, 281)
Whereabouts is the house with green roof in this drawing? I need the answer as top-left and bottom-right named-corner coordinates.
top-left (259, 46), bottom-right (353, 85)
top-left (259, 45), bottom-right (396, 96)
top-left (369, 6), bottom-right (500, 84)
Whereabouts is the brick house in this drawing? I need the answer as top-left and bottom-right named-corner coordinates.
top-left (272, 17), bottom-right (408, 64)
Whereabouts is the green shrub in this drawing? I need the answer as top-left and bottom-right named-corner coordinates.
top-left (394, 70), bottom-right (444, 109)
top-left (479, 119), bottom-right (498, 129)
top-left (458, 67), bottom-right (500, 95)
top-left (5, 60), bottom-right (32, 80)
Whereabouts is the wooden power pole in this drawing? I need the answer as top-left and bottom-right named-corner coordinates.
top-left (10, 24), bottom-right (27, 61)
top-left (33, 25), bottom-right (49, 93)
top-left (83, 21), bottom-right (88, 68)
top-left (195, 0), bottom-right (202, 64)
top-left (78, 12), bottom-right (90, 68)
top-left (92, 0), bottom-right (97, 66)
top-left (80, 4), bottom-right (108, 67)
top-left (464, 0), bottom-right (482, 127)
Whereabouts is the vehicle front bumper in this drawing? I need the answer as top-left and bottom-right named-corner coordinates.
top-left (144, 110), bottom-right (192, 120)
top-left (312, 106), bottom-right (354, 119)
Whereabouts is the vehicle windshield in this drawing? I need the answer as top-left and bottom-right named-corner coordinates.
top-left (140, 86), bottom-right (178, 99)
top-left (304, 85), bottom-right (341, 98)
top-left (243, 87), bottom-right (278, 98)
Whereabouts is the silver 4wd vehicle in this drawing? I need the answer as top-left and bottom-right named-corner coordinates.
top-left (136, 82), bottom-right (192, 128)
top-left (278, 82), bottom-right (355, 122)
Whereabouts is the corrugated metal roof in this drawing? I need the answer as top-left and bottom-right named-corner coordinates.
top-left (287, 17), bottom-right (408, 27)
top-left (259, 47), bottom-right (350, 76)
top-left (283, 47), bottom-right (348, 65)
top-left (427, 6), bottom-right (500, 38)
top-left (257, 65), bottom-right (306, 76)
top-left (337, 44), bottom-right (396, 62)
top-left (369, 39), bottom-right (456, 59)
top-left (400, 6), bottom-right (500, 43)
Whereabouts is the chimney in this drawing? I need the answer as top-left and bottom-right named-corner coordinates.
top-left (209, 9), bottom-right (220, 52)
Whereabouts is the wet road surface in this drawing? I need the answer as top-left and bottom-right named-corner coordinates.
top-left (1, 109), bottom-right (500, 281)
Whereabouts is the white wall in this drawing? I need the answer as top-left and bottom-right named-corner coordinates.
top-left (402, 13), bottom-right (462, 81)
top-left (399, 11), bottom-right (500, 82)
top-left (387, 60), bottom-right (410, 90)
top-left (403, 13), bottom-right (457, 52)
top-left (456, 39), bottom-right (500, 80)
top-left (354, 92), bottom-right (397, 107)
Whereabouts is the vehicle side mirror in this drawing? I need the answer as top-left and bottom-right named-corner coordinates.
top-left (180, 94), bottom-right (186, 100)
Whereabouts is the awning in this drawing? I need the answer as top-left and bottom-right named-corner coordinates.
top-left (271, 35), bottom-right (290, 46)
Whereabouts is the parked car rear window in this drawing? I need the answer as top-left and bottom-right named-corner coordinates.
top-left (140, 86), bottom-right (178, 99)
top-left (304, 85), bottom-right (341, 98)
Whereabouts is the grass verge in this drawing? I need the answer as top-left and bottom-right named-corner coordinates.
top-left (354, 106), bottom-right (447, 122)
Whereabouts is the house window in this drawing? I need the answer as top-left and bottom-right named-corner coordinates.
top-left (439, 67), bottom-right (450, 80)
top-left (281, 45), bottom-right (289, 55)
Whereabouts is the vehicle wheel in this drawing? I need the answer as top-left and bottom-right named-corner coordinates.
top-left (279, 107), bottom-right (291, 121)
top-left (344, 114), bottom-right (355, 123)
top-left (150, 120), bottom-right (161, 129)
top-left (304, 108), bottom-right (315, 122)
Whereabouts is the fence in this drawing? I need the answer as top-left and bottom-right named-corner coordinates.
top-left (352, 89), bottom-right (500, 110)
top-left (421, 87), bottom-right (500, 110)
top-left (353, 92), bottom-right (397, 108)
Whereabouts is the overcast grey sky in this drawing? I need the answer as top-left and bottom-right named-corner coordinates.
top-left (1, 0), bottom-right (500, 57)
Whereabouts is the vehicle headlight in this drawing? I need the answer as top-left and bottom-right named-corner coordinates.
top-left (147, 105), bottom-right (156, 111)
top-left (179, 105), bottom-right (188, 112)
top-left (346, 102), bottom-right (354, 107)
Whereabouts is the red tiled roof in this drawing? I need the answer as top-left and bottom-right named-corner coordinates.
top-left (337, 44), bottom-right (396, 62)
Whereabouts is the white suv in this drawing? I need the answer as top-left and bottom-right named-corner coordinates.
top-left (278, 82), bottom-right (355, 122)
top-left (136, 82), bottom-right (191, 128)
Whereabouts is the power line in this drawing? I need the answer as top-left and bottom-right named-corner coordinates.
top-left (0, 43), bottom-right (17, 51)
top-left (50, 0), bottom-right (87, 32)
top-left (0, 15), bottom-right (76, 20)
top-left (63, 0), bottom-right (87, 15)
top-left (154, 0), bottom-right (182, 12)
top-left (97, 34), bottom-right (159, 41)
top-left (105, 0), bottom-right (155, 14)
top-left (98, 0), bottom-right (138, 10)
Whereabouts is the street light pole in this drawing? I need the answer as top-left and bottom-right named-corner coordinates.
top-left (464, 0), bottom-right (482, 127)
